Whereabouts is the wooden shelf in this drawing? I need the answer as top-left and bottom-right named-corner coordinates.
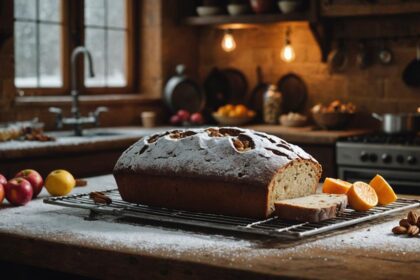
top-left (177, 0), bottom-right (329, 61)
top-left (321, 2), bottom-right (420, 18)
top-left (182, 12), bottom-right (311, 26)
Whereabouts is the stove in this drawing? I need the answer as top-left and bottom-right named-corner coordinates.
top-left (336, 134), bottom-right (420, 194)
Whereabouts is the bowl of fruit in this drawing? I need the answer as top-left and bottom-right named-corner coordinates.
top-left (311, 100), bottom-right (356, 130)
top-left (212, 104), bottom-right (256, 126)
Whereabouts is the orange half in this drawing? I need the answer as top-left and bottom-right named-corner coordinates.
top-left (369, 174), bottom-right (397, 206)
top-left (347, 181), bottom-right (378, 211)
top-left (322, 177), bottom-right (352, 194)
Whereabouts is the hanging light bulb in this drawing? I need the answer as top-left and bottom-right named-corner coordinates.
top-left (221, 29), bottom-right (236, 52)
top-left (280, 27), bottom-right (295, 62)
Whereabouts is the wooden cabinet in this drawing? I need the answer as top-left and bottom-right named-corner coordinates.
top-left (321, 0), bottom-right (420, 17)
top-left (0, 149), bottom-right (125, 179)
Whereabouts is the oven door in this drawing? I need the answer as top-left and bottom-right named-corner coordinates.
top-left (338, 166), bottom-right (420, 194)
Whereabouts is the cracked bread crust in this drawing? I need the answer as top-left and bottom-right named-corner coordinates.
top-left (114, 127), bottom-right (321, 186)
top-left (114, 127), bottom-right (322, 218)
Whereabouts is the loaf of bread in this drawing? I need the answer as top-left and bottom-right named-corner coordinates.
top-left (274, 194), bottom-right (348, 222)
top-left (113, 127), bottom-right (322, 218)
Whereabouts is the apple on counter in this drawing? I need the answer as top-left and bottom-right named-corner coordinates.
top-left (5, 177), bottom-right (33, 206)
top-left (190, 112), bottom-right (204, 124)
top-left (15, 169), bottom-right (44, 198)
top-left (170, 110), bottom-right (204, 126)
top-left (0, 174), bottom-right (6, 205)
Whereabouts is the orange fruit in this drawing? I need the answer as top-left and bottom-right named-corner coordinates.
top-left (369, 174), bottom-right (397, 206)
top-left (234, 104), bottom-right (248, 117)
top-left (224, 104), bottom-right (234, 112)
top-left (322, 178), bottom-right (352, 194)
top-left (347, 181), bottom-right (378, 211)
top-left (217, 106), bottom-right (228, 116)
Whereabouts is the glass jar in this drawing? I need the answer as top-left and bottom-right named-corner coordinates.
top-left (263, 85), bottom-right (282, 124)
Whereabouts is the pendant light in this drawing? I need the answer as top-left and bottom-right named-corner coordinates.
top-left (280, 26), bottom-right (295, 62)
top-left (221, 29), bottom-right (236, 52)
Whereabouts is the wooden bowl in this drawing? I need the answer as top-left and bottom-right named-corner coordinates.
top-left (279, 115), bottom-right (307, 127)
top-left (212, 113), bottom-right (255, 126)
top-left (312, 112), bottom-right (355, 130)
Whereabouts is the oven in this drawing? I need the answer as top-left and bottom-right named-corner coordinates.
top-left (336, 135), bottom-right (420, 194)
top-left (338, 167), bottom-right (420, 192)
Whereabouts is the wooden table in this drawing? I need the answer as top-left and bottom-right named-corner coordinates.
top-left (0, 175), bottom-right (418, 280)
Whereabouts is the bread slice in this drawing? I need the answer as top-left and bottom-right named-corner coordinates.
top-left (274, 194), bottom-right (348, 222)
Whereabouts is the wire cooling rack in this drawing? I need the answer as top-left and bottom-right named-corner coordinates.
top-left (44, 189), bottom-right (420, 240)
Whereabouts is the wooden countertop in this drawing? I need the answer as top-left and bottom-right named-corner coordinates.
top-left (0, 125), bottom-right (373, 160)
top-left (246, 125), bottom-right (372, 145)
top-left (0, 175), bottom-right (418, 280)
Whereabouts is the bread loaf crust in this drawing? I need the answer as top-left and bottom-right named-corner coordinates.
top-left (115, 173), bottom-right (270, 218)
top-left (114, 127), bottom-right (322, 218)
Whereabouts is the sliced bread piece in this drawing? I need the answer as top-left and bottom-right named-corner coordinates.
top-left (274, 194), bottom-right (348, 222)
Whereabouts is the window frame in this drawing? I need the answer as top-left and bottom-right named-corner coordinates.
top-left (14, 0), bottom-right (136, 96)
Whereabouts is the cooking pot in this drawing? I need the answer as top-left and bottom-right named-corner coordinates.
top-left (164, 65), bottom-right (205, 114)
top-left (372, 113), bottom-right (420, 134)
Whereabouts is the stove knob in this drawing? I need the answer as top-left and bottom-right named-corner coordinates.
top-left (407, 155), bottom-right (417, 165)
top-left (369, 153), bottom-right (378, 162)
top-left (382, 154), bottom-right (392, 163)
top-left (396, 155), bottom-right (404, 164)
top-left (360, 151), bottom-right (369, 162)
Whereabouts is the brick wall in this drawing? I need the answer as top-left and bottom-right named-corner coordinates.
top-left (197, 20), bottom-right (420, 115)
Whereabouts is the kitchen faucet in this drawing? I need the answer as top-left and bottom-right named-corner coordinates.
top-left (49, 46), bottom-right (108, 136)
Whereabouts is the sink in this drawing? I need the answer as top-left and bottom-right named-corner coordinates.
top-left (81, 131), bottom-right (127, 137)
top-left (47, 129), bottom-right (135, 138)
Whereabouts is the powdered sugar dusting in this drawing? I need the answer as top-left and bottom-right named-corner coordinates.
top-left (114, 127), bottom-right (320, 186)
top-left (0, 174), bottom-right (418, 261)
top-left (0, 175), bottom-right (255, 258)
top-left (306, 219), bottom-right (420, 252)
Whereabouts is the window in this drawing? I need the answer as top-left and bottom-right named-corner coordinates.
top-left (14, 0), bottom-right (63, 88)
top-left (13, 0), bottom-right (133, 94)
top-left (84, 0), bottom-right (127, 87)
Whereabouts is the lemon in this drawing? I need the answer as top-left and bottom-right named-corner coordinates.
top-left (45, 169), bottom-right (76, 196)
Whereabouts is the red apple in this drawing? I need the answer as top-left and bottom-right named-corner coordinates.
top-left (15, 169), bottom-right (44, 198)
top-left (0, 174), bottom-right (7, 204)
top-left (0, 184), bottom-right (4, 205)
top-left (0, 174), bottom-right (6, 186)
top-left (190, 112), bottom-right (204, 124)
top-left (177, 110), bottom-right (190, 122)
top-left (5, 177), bottom-right (33, 206)
top-left (170, 114), bottom-right (181, 125)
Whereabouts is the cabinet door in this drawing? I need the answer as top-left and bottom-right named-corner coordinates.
top-left (321, 0), bottom-right (420, 17)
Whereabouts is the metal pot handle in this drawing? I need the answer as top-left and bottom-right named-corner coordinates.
top-left (372, 113), bottom-right (383, 121)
